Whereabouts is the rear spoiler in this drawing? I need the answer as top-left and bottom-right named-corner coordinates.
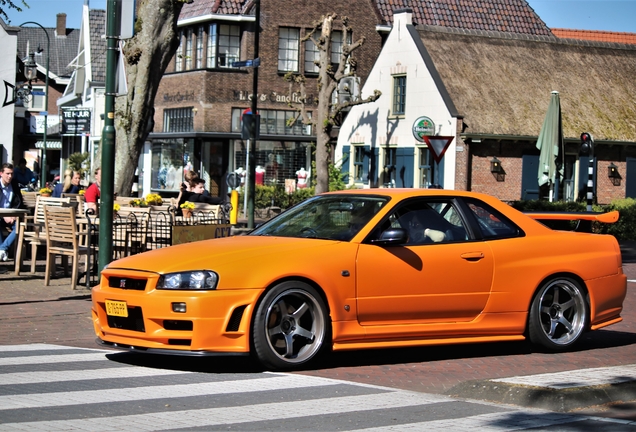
top-left (525, 210), bottom-right (619, 224)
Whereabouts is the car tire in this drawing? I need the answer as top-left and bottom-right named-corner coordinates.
top-left (252, 281), bottom-right (330, 370)
top-left (528, 277), bottom-right (588, 351)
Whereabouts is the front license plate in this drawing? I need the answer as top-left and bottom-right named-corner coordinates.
top-left (105, 300), bottom-right (128, 317)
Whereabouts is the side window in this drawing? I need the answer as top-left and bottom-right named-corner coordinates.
top-left (464, 198), bottom-right (522, 240)
top-left (383, 199), bottom-right (468, 245)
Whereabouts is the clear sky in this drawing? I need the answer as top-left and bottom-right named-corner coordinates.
top-left (4, 0), bottom-right (636, 33)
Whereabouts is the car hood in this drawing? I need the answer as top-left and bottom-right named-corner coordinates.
top-left (106, 235), bottom-right (343, 274)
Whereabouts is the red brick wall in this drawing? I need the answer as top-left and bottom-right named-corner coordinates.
top-left (156, 0), bottom-right (383, 133)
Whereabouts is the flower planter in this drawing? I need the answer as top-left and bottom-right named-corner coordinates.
top-left (182, 208), bottom-right (192, 218)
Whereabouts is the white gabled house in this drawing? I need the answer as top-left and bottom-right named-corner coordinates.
top-left (336, 8), bottom-right (459, 190)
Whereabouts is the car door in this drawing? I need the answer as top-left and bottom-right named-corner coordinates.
top-left (355, 198), bottom-right (494, 325)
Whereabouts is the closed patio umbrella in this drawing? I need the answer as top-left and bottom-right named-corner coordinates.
top-left (536, 91), bottom-right (564, 201)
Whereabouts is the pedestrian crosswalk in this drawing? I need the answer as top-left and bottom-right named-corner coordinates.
top-left (0, 343), bottom-right (633, 431)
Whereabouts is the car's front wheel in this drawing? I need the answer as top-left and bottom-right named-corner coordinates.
top-left (252, 281), bottom-right (329, 370)
top-left (528, 277), bottom-right (588, 351)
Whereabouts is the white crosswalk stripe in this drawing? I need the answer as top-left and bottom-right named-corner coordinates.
top-left (0, 366), bottom-right (192, 386)
top-left (0, 344), bottom-right (632, 431)
top-left (0, 374), bottom-right (343, 410)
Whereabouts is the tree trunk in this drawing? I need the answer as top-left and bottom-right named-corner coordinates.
top-left (113, 0), bottom-right (186, 196)
top-left (314, 16), bottom-right (337, 195)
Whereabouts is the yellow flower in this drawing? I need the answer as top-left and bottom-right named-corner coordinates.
top-left (79, 189), bottom-right (86, 195)
top-left (113, 203), bottom-right (121, 212)
top-left (145, 193), bottom-right (163, 205)
top-left (39, 187), bottom-right (52, 194)
top-left (180, 201), bottom-right (195, 209)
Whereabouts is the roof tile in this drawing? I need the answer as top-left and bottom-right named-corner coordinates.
top-left (552, 28), bottom-right (636, 45)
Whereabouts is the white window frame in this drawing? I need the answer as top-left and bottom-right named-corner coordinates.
top-left (25, 85), bottom-right (46, 111)
top-left (278, 27), bottom-right (300, 72)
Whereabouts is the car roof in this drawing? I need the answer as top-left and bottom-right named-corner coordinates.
top-left (322, 188), bottom-right (495, 201)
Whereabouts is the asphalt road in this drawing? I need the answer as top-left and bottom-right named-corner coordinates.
top-left (0, 247), bottom-right (635, 422)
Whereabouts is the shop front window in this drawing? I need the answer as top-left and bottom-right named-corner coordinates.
top-left (151, 139), bottom-right (194, 192)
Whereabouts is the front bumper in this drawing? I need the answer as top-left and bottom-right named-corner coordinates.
top-left (91, 269), bottom-right (263, 354)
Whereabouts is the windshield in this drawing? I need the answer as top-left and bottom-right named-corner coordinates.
top-left (251, 194), bottom-right (390, 241)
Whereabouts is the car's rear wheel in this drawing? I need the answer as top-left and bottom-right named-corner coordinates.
top-left (528, 277), bottom-right (588, 351)
top-left (252, 281), bottom-right (329, 370)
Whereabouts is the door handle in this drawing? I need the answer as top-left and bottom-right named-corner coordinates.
top-left (460, 252), bottom-right (485, 261)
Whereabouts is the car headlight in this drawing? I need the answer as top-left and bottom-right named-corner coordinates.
top-left (156, 271), bottom-right (219, 290)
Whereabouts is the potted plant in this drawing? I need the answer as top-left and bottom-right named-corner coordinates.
top-left (180, 201), bottom-right (195, 218)
top-left (145, 193), bottom-right (163, 208)
top-left (39, 187), bottom-right (52, 197)
top-left (113, 203), bottom-right (121, 218)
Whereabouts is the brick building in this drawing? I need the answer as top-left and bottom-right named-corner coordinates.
top-left (145, 0), bottom-right (384, 198)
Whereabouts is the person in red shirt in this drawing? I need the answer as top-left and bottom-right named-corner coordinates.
top-left (84, 168), bottom-right (101, 215)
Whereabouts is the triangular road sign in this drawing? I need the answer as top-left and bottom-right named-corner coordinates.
top-left (422, 136), bottom-right (455, 164)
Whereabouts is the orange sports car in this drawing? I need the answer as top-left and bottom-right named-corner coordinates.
top-left (91, 189), bottom-right (626, 370)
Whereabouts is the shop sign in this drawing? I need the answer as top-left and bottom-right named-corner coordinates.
top-left (412, 116), bottom-right (435, 142)
top-left (62, 108), bottom-right (91, 136)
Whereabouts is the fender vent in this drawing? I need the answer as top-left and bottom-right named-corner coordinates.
top-left (226, 305), bottom-right (247, 332)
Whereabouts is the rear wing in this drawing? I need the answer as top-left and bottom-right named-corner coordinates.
top-left (525, 211), bottom-right (619, 224)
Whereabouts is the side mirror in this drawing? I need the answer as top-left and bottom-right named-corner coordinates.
top-left (370, 228), bottom-right (408, 246)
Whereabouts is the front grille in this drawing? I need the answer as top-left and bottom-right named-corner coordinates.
top-left (226, 305), bottom-right (247, 332)
top-left (107, 307), bottom-right (145, 332)
top-left (168, 339), bottom-right (191, 346)
top-left (164, 320), bottom-right (193, 331)
top-left (109, 277), bottom-right (147, 290)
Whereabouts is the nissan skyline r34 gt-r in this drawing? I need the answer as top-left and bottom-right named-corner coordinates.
top-left (91, 189), bottom-right (627, 370)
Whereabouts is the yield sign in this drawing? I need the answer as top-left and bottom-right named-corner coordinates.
top-left (422, 136), bottom-right (455, 164)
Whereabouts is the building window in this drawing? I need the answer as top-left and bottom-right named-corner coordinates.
top-left (354, 146), bottom-right (365, 182)
top-left (24, 85), bottom-right (46, 111)
top-left (418, 147), bottom-right (432, 188)
top-left (207, 23), bottom-right (241, 68)
top-left (393, 75), bottom-right (406, 116)
top-left (278, 27), bottom-right (299, 72)
top-left (185, 28), bottom-right (193, 70)
top-left (151, 139), bottom-right (194, 191)
top-left (331, 31), bottom-right (343, 64)
top-left (218, 24), bottom-right (240, 67)
top-left (304, 38), bottom-right (320, 74)
top-left (383, 147), bottom-right (397, 187)
top-left (163, 107), bottom-right (194, 133)
top-left (231, 108), bottom-right (312, 136)
top-left (196, 26), bottom-right (204, 69)
top-left (175, 30), bottom-right (184, 72)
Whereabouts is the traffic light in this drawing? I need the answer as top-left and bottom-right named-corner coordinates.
top-left (580, 132), bottom-right (594, 156)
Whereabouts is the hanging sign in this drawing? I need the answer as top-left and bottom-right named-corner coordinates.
top-left (412, 116), bottom-right (435, 142)
top-left (61, 108), bottom-right (91, 136)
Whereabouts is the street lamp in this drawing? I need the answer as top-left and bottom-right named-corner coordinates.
top-left (20, 22), bottom-right (49, 188)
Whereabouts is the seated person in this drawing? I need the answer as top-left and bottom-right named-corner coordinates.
top-left (177, 178), bottom-right (222, 215)
top-left (403, 210), bottom-right (447, 244)
top-left (84, 168), bottom-right (101, 215)
top-left (52, 169), bottom-right (81, 197)
top-left (13, 158), bottom-right (34, 186)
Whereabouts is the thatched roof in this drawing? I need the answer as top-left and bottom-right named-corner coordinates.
top-left (416, 26), bottom-right (636, 142)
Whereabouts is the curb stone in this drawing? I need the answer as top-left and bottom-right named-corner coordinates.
top-left (448, 379), bottom-right (636, 412)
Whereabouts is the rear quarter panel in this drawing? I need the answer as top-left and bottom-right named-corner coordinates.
top-left (483, 230), bottom-right (624, 319)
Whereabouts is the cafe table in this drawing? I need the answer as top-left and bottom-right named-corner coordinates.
top-left (0, 208), bottom-right (29, 275)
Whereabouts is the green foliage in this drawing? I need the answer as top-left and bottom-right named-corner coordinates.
top-left (67, 152), bottom-right (90, 178)
top-left (594, 198), bottom-right (636, 241)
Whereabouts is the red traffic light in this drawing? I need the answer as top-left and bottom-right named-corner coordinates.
top-left (580, 132), bottom-right (593, 156)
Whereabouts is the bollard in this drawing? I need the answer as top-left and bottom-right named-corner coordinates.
top-left (230, 190), bottom-right (239, 225)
